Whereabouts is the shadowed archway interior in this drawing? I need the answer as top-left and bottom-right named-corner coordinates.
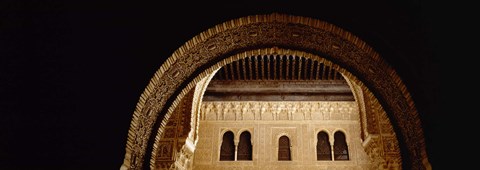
top-left (190, 53), bottom-right (401, 169)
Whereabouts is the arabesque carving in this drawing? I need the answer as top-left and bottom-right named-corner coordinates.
top-left (122, 14), bottom-right (429, 170)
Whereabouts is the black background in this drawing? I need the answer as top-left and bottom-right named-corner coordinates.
top-left (1, 0), bottom-right (446, 169)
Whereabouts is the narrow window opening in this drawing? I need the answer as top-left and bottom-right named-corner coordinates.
top-left (220, 131), bottom-right (235, 161)
top-left (278, 136), bottom-right (291, 161)
top-left (333, 131), bottom-right (349, 160)
top-left (316, 131), bottom-right (332, 160)
top-left (237, 131), bottom-right (252, 160)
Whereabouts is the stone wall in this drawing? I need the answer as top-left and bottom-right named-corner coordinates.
top-left (193, 101), bottom-right (372, 170)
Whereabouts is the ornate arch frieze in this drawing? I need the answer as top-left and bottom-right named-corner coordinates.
top-left (121, 13), bottom-right (429, 170)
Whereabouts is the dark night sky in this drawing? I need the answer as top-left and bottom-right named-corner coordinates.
top-left (1, 0), bottom-right (450, 169)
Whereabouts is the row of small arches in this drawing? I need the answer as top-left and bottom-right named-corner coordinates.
top-left (220, 130), bottom-right (349, 161)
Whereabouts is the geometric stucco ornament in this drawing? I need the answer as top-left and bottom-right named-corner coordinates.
top-left (121, 13), bottom-right (431, 170)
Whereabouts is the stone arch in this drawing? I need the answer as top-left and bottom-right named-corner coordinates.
top-left (332, 128), bottom-right (349, 143)
top-left (219, 130), bottom-right (235, 161)
top-left (275, 132), bottom-right (294, 161)
top-left (275, 132), bottom-right (295, 147)
top-left (316, 130), bottom-right (332, 161)
top-left (220, 129), bottom-right (236, 139)
top-left (314, 129), bottom-right (332, 146)
top-left (236, 130), bottom-right (253, 161)
top-left (333, 130), bottom-right (350, 161)
top-left (236, 128), bottom-right (253, 144)
top-left (121, 13), bottom-right (430, 170)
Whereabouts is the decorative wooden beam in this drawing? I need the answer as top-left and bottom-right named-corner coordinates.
top-left (260, 55), bottom-right (265, 80)
top-left (229, 62), bottom-right (235, 80)
top-left (266, 55), bottom-right (271, 80)
top-left (321, 63), bottom-right (326, 80)
top-left (252, 56), bottom-right (257, 79)
top-left (206, 80), bottom-right (351, 93)
top-left (279, 55), bottom-right (284, 80)
top-left (236, 60), bottom-right (241, 80)
top-left (223, 64), bottom-right (229, 80)
top-left (273, 55), bottom-right (277, 80)
top-left (309, 59), bottom-right (314, 80)
top-left (297, 56), bottom-right (302, 80)
top-left (284, 55), bottom-right (288, 80)
top-left (203, 93), bottom-right (355, 101)
top-left (248, 56), bottom-right (253, 80)
top-left (242, 59), bottom-right (247, 80)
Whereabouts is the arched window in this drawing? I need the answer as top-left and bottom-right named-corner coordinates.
top-left (333, 131), bottom-right (349, 160)
top-left (220, 131), bottom-right (235, 161)
top-left (237, 131), bottom-right (252, 160)
top-left (278, 136), bottom-right (291, 161)
top-left (316, 131), bottom-right (332, 160)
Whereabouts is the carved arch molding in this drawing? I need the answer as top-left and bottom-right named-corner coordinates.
top-left (121, 13), bottom-right (430, 170)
